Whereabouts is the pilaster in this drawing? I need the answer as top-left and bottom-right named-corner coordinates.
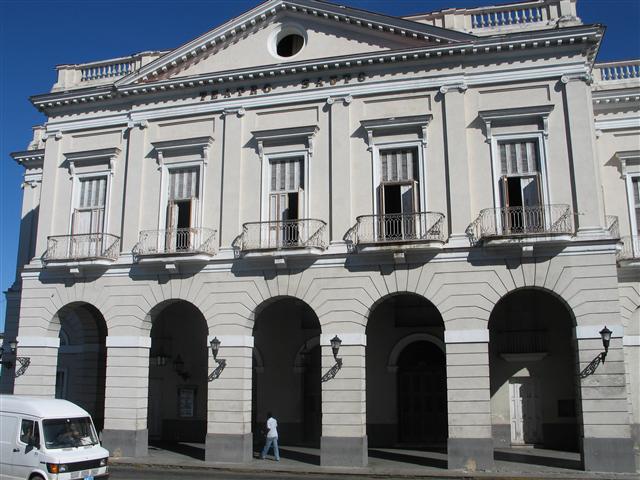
top-left (320, 331), bottom-right (367, 467)
top-left (12, 336), bottom-right (59, 398)
top-left (205, 334), bottom-right (253, 463)
top-left (440, 84), bottom-right (472, 246)
top-left (445, 330), bottom-right (494, 471)
top-left (327, 95), bottom-right (353, 246)
top-left (121, 121), bottom-right (148, 251)
top-left (219, 108), bottom-right (245, 248)
top-left (34, 135), bottom-right (62, 258)
top-left (561, 74), bottom-right (606, 236)
top-left (101, 336), bottom-right (150, 458)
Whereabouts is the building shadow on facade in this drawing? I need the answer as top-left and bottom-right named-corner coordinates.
top-left (148, 441), bottom-right (205, 461)
top-left (494, 449), bottom-right (582, 470)
top-left (368, 447), bottom-right (448, 469)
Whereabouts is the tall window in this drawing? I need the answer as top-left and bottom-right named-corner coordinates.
top-left (73, 177), bottom-right (106, 235)
top-left (498, 140), bottom-right (541, 209)
top-left (166, 167), bottom-right (199, 250)
top-left (269, 157), bottom-right (303, 245)
top-left (71, 176), bottom-right (107, 258)
top-left (377, 148), bottom-right (420, 240)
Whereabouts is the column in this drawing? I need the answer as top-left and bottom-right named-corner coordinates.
top-left (445, 330), bottom-right (494, 471)
top-left (219, 108), bottom-right (245, 249)
top-left (101, 336), bottom-right (150, 458)
top-left (12, 336), bottom-right (59, 397)
top-left (561, 74), bottom-right (606, 235)
top-left (577, 326), bottom-right (635, 472)
top-left (440, 84), bottom-right (472, 247)
top-left (205, 334), bottom-right (253, 463)
top-left (120, 122), bottom-right (148, 251)
top-left (320, 331), bottom-right (367, 467)
top-left (327, 95), bottom-right (352, 246)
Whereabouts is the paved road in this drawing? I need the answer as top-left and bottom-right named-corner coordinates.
top-left (110, 465), bottom-right (404, 480)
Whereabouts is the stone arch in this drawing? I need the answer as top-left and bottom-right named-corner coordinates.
top-left (387, 332), bottom-right (445, 372)
top-left (490, 286), bottom-right (577, 328)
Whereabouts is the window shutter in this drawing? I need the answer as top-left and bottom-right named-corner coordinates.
top-left (499, 140), bottom-right (539, 175)
top-left (79, 177), bottom-right (106, 208)
top-left (380, 149), bottom-right (417, 182)
top-left (270, 158), bottom-right (302, 192)
top-left (169, 167), bottom-right (199, 200)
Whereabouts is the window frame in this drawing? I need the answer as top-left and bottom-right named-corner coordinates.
top-left (372, 140), bottom-right (427, 217)
top-left (626, 173), bottom-right (640, 237)
top-left (158, 160), bottom-right (205, 233)
top-left (68, 170), bottom-right (112, 237)
top-left (261, 150), bottom-right (310, 223)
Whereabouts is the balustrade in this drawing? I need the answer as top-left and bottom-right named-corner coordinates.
top-left (471, 4), bottom-right (545, 29)
top-left (467, 204), bottom-right (573, 243)
top-left (135, 228), bottom-right (217, 256)
top-left (353, 212), bottom-right (445, 246)
top-left (235, 219), bottom-right (327, 251)
top-left (45, 233), bottom-right (120, 262)
top-left (595, 61), bottom-right (640, 82)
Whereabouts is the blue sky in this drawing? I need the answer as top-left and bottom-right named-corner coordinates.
top-left (0, 0), bottom-right (639, 331)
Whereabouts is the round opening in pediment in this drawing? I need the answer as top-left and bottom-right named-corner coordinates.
top-left (269, 25), bottom-right (307, 60)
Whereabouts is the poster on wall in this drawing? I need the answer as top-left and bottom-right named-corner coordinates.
top-left (178, 386), bottom-right (196, 418)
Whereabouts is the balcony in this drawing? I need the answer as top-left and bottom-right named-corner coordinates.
top-left (134, 228), bottom-right (217, 263)
top-left (44, 233), bottom-right (120, 267)
top-left (349, 212), bottom-right (446, 251)
top-left (234, 219), bottom-right (327, 256)
top-left (467, 204), bottom-right (573, 246)
top-left (618, 236), bottom-right (640, 264)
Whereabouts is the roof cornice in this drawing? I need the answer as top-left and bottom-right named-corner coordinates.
top-left (31, 24), bottom-right (603, 113)
top-left (10, 150), bottom-right (45, 169)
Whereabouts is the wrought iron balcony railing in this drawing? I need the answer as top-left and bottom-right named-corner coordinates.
top-left (467, 204), bottom-right (573, 243)
top-left (45, 233), bottom-right (120, 262)
top-left (234, 219), bottom-right (327, 252)
top-left (618, 236), bottom-right (640, 261)
top-left (351, 212), bottom-right (446, 246)
top-left (135, 228), bottom-right (217, 256)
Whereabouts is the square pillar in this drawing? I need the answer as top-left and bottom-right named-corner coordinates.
top-left (445, 330), bottom-right (494, 471)
top-left (320, 333), bottom-right (367, 467)
top-left (205, 335), bottom-right (253, 464)
top-left (101, 336), bottom-right (150, 458)
top-left (577, 327), bottom-right (635, 473)
top-left (12, 336), bottom-right (59, 397)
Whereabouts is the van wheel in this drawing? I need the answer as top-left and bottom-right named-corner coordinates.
top-left (29, 475), bottom-right (45, 480)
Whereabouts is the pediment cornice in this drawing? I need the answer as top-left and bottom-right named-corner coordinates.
top-left (31, 24), bottom-right (603, 113)
top-left (115, 0), bottom-right (474, 88)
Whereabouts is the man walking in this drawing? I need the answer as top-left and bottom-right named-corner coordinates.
top-left (260, 411), bottom-right (280, 461)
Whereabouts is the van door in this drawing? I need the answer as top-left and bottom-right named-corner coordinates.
top-left (0, 414), bottom-right (20, 479)
top-left (12, 418), bottom-right (42, 480)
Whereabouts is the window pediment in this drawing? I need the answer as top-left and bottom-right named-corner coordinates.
top-left (361, 115), bottom-right (432, 149)
top-left (252, 125), bottom-right (318, 159)
top-left (479, 105), bottom-right (554, 141)
top-left (615, 150), bottom-right (640, 175)
top-left (152, 136), bottom-right (214, 167)
top-left (64, 147), bottom-right (121, 176)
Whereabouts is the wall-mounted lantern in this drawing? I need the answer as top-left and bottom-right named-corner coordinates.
top-left (208, 337), bottom-right (226, 381)
top-left (322, 335), bottom-right (343, 382)
top-left (0, 340), bottom-right (31, 377)
top-left (580, 326), bottom-right (613, 378)
top-left (599, 326), bottom-right (612, 362)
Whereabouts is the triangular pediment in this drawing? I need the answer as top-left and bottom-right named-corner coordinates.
top-left (117, 0), bottom-right (473, 86)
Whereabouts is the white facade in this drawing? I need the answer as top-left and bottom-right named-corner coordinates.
top-left (2, 0), bottom-right (639, 473)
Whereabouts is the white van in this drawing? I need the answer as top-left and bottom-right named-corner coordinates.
top-left (0, 395), bottom-right (109, 480)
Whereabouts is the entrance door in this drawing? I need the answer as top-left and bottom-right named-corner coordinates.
top-left (502, 175), bottom-right (542, 234)
top-left (378, 181), bottom-right (418, 241)
top-left (397, 341), bottom-right (447, 445)
top-left (509, 378), bottom-right (542, 445)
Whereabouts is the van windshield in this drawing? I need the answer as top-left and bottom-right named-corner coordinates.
top-left (42, 417), bottom-right (98, 449)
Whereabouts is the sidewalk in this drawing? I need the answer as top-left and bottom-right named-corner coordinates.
top-left (109, 443), bottom-right (640, 479)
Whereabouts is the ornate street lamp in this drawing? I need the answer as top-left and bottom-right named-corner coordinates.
top-left (330, 335), bottom-right (342, 366)
top-left (599, 326), bottom-right (612, 362)
top-left (208, 337), bottom-right (226, 381)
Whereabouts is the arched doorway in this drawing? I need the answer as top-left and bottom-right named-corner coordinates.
top-left (54, 302), bottom-right (107, 431)
top-left (147, 300), bottom-right (207, 444)
top-left (366, 293), bottom-right (447, 448)
top-left (489, 288), bottom-right (581, 452)
top-left (252, 297), bottom-right (321, 450)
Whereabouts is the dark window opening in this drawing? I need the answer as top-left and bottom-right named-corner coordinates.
top-left (277, 34), bottom-right (304, 57)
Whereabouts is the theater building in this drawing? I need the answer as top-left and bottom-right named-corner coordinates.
top-left (2, 0), bottom-right (639, 473)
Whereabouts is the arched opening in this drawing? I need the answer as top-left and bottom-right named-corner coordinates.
top-left (252, 297), bottom-right (321, 453)
top-left (366, 293), bottom-right (447, 448)
top-left (54, 302), bottom-right (107, 432)
top-left (147, 300), bottom-right (207, 446)
top-left (489, 288), bottom-right (581, 453)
